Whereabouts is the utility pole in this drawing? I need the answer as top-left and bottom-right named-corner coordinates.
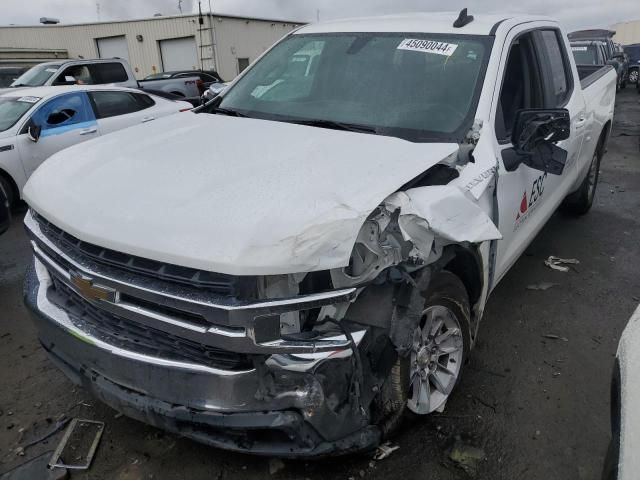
top-left (316, 9), bottom-right (320, 22)
top-left (178, 0), bottom-right (183, 14)
top-left (96, 0), bottom-right (101, 21)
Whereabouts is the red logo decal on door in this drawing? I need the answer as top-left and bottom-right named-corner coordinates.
top-left (516, 191), bottom-right (528, 219)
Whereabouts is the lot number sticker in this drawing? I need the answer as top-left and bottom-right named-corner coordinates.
top-left (571, 46), bottom-right (588, 51)
top-left (17, 96), bottom-right (41, 103)
top-left (397, 39), bottom-right (458, 56)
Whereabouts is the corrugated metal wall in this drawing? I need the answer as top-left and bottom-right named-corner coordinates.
top-left (611, 20), bottom-right (640, 45)
top-left (0, 15), bottom-right (301, 80)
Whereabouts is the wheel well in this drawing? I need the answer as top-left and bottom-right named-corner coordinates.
top-left (598, 121), bottom-right (612, 156)
top-left (442, 246), bottom-right (483, 309)
top-left (0, 168), bottom-right (19, 204)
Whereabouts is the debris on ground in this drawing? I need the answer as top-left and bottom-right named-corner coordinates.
top-left (526, 282), bottom-right (559, 291)
top-left (542, 334), bottom-right (569, 342)
top-left (268, 458), bottom-right (285, 475)
top-left (448, 440), bottom-right (486, 477)
top-left (373, 441), bottom-right (400, 460)
top-left (48, 419), bottom-right (104, 471)
top-left (544, 256), bottom-right (579, 272)
top-left (19, 416), bottom-right (70, 452)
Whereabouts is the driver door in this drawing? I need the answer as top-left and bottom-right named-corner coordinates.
top-left (16, 91), bottom-right (99, 178)
top-left (491, 27), bottom-right (586, 286)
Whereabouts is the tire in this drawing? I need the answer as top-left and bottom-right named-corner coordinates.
top-left (0, 175), bottom-right (15, 209)
top-left (375, 271), bottom-right (471, 433)
top-left (561, 147), bottom-right (601, 215)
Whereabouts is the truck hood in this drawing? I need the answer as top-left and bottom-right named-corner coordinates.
top-left (24, 113), bottom-right (458, 275)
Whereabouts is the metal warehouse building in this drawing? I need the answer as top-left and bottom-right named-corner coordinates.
top-left (0, 13), bottom-right (303, 81)
top-left (610, 19), bottom-right (640, 45)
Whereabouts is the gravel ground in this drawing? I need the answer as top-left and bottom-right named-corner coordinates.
top-left (0, 89), bottom-right (638, 480)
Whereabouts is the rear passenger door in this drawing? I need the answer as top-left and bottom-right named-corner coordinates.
top-left (88, 91), bottom-right (157, 135)
top-left (491, 26), bottom-right (586, 286)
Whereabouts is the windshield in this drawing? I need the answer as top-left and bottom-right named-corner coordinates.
top-left (11, 64), bottom-right (61, 87)
top-left (218, 33), bottom-right (492, 142)
top-left (571, 45), bottom-right (599, 65)
top-left (0, 97), bottom-right (39, 132)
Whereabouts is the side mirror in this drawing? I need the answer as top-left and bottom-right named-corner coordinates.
top-left (27, 124), bottom-right (42, 143)
top-left (512, 109), bottom-right (570, 153)
top-left (503, 109), bottom-right (571, 175)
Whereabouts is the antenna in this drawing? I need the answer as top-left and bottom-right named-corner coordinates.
top-left (453, 8), bottom-right (474, 28)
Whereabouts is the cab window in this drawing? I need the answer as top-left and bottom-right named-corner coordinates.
top-left (535, 30), bottom-right (573, 107)
top-left (93, 63), bottom-right (128, 83)
top-left (88, 91), bottom-right (154, 119)
top-left (53, 65), bottom-right (94, 85)
top-left (495, 32), bottom-right (545, 142)
top-left (30, 92), bottom-right (95, 132)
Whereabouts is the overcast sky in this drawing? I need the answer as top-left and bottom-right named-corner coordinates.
top-left (2, 0), bottom-right (638, 31)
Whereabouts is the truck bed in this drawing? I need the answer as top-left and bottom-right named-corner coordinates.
top-left (577, 64), bottom-right (615, 89)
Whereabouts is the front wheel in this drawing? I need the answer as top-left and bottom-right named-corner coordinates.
top-left (629, 68), bottom-right (639, 84)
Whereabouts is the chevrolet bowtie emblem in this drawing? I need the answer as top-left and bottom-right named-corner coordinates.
top-left (69, 271), bottom-right (117, 303)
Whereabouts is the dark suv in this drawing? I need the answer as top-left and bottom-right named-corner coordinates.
top-left (623, 43), bottom-right (640, 87)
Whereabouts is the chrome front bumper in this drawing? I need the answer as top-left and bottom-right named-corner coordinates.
top-left (23, 211), bottom-right (379, 455)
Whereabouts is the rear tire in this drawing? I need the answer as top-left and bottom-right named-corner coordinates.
top-left (0, 175), bottom-right (15, 209)
top-left (561, 147), bottom-right (602, 215)
top-left (375, 271), bottom-right (471, 434)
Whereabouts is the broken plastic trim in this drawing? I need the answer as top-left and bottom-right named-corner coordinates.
top-left (331, 186), bottom-right (501, 288)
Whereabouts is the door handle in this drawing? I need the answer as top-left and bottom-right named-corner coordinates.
top-left (141, 116), bottom-right (155, 123)
top-left (79, 127), bottom-right (97, 135)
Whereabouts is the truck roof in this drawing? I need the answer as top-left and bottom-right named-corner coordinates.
top-left (30, 58), bottom-right (127, 69)
top-left (296, 12), bottom-right (556, 36)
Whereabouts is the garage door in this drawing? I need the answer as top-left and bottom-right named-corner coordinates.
top-left (96, 36), bottom-right (130, 63)
top-left (160, 37), bottom-right (198, 71)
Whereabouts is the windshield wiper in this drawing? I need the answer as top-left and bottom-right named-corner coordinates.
top-left (10, 84), bottom-right (28, 87)
top-left (212, 107), bottom-right (247, 117)
top-left (285, 118), bottom-right (378, 134)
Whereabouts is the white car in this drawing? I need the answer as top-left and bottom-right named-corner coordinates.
top-left (603, 305), bottom-right (640, 480)
top-left (0, 85), bottom-right (192, 205)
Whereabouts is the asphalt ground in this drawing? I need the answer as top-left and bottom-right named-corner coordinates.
top-left (0, 88), bottom-right (639, 480)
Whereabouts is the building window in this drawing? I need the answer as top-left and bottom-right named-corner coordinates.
top-left (237, 58), bottom-right (250, 74)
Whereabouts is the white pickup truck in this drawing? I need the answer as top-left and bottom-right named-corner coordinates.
top-left (5, 58), bottom-right (205, 101)
top-left (23, 11), bottom-right (615, 457)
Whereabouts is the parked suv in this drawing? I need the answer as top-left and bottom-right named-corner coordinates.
top-left (0, 66), bottom-right (29, 88)
top-left (624, 43), bottom-right (640, 85)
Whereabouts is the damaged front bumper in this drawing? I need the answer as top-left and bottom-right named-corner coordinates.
top-left (23, 211), bottom-right (383, 457)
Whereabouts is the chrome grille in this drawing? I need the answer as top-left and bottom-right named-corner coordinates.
top-left (48, 277), bottom-right (253, 371)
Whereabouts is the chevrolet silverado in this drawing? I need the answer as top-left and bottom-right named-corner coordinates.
top-left (23, 11), bottom-right (616, 457)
